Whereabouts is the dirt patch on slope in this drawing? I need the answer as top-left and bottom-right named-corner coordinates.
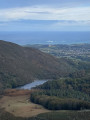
top-left (0, 89), bottom-right (50, 117)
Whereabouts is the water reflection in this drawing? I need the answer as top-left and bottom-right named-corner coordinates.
top-left (17, 80), bottom-right (48, 90)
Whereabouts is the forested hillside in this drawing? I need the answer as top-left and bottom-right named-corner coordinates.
top-left (27, 44), bottom-right (90, 77)
top-left (0, 40), bottom-right (90, 119)
top-left (0, 40), bottom-right (79, 89)
top-left (30, 77), bottom-right (90, 110)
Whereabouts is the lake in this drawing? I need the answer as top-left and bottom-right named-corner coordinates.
top-left (17, 80), bottom-right (48, 90)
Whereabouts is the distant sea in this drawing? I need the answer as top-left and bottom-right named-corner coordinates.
top-left (0, 31), bottom-right (90, 45)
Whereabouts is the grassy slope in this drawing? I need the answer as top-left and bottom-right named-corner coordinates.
top-left (0, 89), bottom-right (90, 120)
top-left (1, 108), bottom-right (90, 120)
top-left (0, 91), bottom-right (90, 120)
top-left (0, 89), bottom-right (50, 118)
top-left (37, 111), bottom-right (90, 120)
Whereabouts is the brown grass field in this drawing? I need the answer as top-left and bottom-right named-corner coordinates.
top-left (0, 89), bottom-right (50, 117)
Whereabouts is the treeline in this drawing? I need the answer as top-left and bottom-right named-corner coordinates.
top-left (30, 94), bottom-right (90, 110)
top-left (32, 89), bottom-right (90, 102)
top-left (35, 77), bottom-right (90, 102)
top-left (36, 77), bottom-right (90, 96)
top-left (30, 77), bottom-right (90, 110)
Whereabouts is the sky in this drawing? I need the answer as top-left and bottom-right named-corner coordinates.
top-left (0, 0), bottom-right (90, 31)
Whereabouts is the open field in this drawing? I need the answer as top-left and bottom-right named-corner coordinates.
top-left (0, 89), bottom-right (90, 120)
top-left (0, 89), bottom-right (50, 117)
top-left (37, 110), bottom-right (90, 120)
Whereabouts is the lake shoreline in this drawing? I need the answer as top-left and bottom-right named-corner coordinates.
top-left (16, 79), bottom-right (49, 90)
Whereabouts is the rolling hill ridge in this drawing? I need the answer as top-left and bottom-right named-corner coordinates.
top-left (0, 40), bottom-right (76, 89)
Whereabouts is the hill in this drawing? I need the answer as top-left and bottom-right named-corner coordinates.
top-left (0, 40), bottom-right (77, 89)
top-left (27, 44), bottom-right (90, 78)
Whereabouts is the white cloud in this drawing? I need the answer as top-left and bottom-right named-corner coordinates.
top-left (0, 6), bottom-right (90, 22)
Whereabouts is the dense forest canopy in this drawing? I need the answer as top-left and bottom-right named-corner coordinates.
top-left (30, 77), bottom-right (90, 110)
top-left (0, 40), bottom-right (89, 89)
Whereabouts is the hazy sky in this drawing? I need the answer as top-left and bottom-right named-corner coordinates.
top-left (0, 0), bottom-right (90, 31)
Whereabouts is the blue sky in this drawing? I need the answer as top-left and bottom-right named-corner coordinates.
top-left (0, 0), bottom-right (90, 31)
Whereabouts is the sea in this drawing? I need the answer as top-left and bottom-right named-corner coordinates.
top-left (0, 31), bottom-right (90, 45)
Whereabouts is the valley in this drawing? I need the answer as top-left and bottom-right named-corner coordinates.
top-left (0, 40), bottom-right (90, 120)
top-left (0, 0), bottom-right (90, 119)
top-left (0, 40), bottom-right (78, 89)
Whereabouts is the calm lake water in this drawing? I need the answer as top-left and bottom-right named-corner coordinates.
top-left (17, 80), bottom-right (48, 90)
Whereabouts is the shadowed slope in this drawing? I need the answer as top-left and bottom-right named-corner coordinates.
top-left (0, 40), bottom-right (75, 89)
